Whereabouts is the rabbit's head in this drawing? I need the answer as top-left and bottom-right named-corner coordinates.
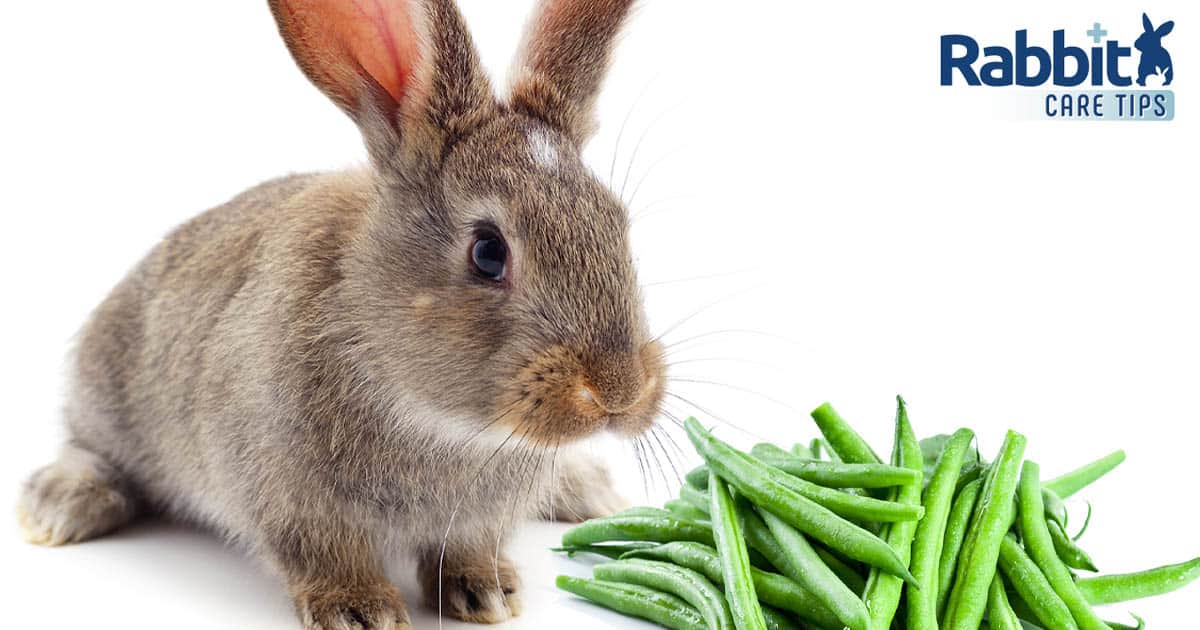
top-left (1135, 13), bottom-right (1174, 52)
top-left (269, 0), bottom-right (664, 446)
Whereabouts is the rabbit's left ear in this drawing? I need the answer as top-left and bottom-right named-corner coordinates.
top-left (1142, 13), bottom-right (1154, 32)
top-left (508, 0), bottom-right (637, 147)
top-left (1156, 20), bottom-right (1175, 37)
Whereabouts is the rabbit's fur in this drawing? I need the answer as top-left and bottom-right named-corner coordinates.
top-left (18, 0), bottom-right (663, 627)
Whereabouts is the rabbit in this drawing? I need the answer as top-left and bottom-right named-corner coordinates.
top-left (16, 0), bottom-right (665, 627)
top-left (1135, 12), bottom-right (1174, 86)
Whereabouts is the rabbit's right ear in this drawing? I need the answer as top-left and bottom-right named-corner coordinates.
top-left (1142, 13), bottom-right (1155, 33)
top-left (1156, 20), bottom-right (1175, 37)
top-left (269, 0), bottom-right (497, 173)
top-left (509, 0), bottom-right (637, 147)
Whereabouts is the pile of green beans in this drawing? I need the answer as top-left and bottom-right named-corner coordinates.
top-left (554, 398), bottom-right (1200, 629)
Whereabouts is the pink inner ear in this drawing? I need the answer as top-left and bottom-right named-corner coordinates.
top-left (340, 0), bottom-right (419, 104)
top-left (280, 0), bottom-right (421, 106)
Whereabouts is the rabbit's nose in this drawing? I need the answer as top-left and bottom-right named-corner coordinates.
top-left (580, 353), bottom-right (652, 414)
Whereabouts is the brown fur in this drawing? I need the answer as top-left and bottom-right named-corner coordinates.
top-left (18, 1), bottom-right (653, 628)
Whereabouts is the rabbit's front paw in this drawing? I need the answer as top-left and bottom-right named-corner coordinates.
top-left (419, 552), bottom-right (522, 624)
top-left (294, 581), bottom-right (410, 630)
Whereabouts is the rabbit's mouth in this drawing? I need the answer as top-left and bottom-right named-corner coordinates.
top-left (489, 341), bottom-right (667, 446)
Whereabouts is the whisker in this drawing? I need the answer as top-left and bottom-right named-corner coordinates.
top-left (654, 415), bottom-right (691, 465)
top-left (608, 74), bottom-right (660, 188)
top-left (649, 286), bottom-right (765, 347)
top-left (664, 390), bottom-right (771, 442)
top-left (437, 415), bottom-right (529, 629)
top-left (664, 356), bottom-right (785, 372)
top-left (661, 328), bottom-right (797, 353)
top-left (619, 101), bottom-right (685, 201)
top-left (668, 376), bottom-right (807, 417)
top-left (648, 424), bottom-right (684, 487)
top-left (625, 145), bottom-right (687, 209)
top-left (630, 193), bottom-right (697, 222)
top-left (641, 268), bottom-right (757, 289)
top-left (494, 428), bottom-right (549, 596)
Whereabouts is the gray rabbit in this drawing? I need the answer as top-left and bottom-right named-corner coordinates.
top-left (17, 0), bottom-right (665, 627)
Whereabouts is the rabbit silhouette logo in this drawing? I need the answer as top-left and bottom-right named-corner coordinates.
top-left (1135, 13), bottom-right (1174, 86)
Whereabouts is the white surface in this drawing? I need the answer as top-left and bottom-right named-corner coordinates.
top-left (1, 0), bottom-right (1198, 628)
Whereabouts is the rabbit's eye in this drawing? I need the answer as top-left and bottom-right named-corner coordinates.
top-left (470, 228), bottom-right (508, 282)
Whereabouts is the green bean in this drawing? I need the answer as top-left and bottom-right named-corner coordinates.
top-left (562, 513), bottom-right (715, 548)
top-left (987, 574), bottom-right (1022, 630)
top-left (665, 499), bottom-right (712, 523)
top-left (758, 505), bottom-right (871, 630)
top-left (809, 438), bottom-right (826, 460)
top-left (1018, 461), bottom-right (1108, 630)
top-left (787, 441), bottom-right (816, 456)
top-left (594, 559), bottom-right (735, 630)
top-left (620, 541), bottom-right (845, 629)
top-left (686, 465), bottom-right (709, 489)
top-left (768, 464), bottom-right (924, 523)
top-left (1047, 519), bottom-right (1097, 572)
top-left (936, 478), bottom-right (982, 617)
top-left (750, 443), bottom-right (922, 488)
top-left (551, 542), bottom-right (660, 560)
top-left (1043, 450), bottom-right (1126, 499)
top-left (615, 506), bottom-right (679, 518)
top-left (683, 418), bottom-right (918, 585)
top-left (814, 545), bottom-right (868, 594)
top-left (1076, 557), bottom-right (1200, 605)
top-left (942, 430), bottom-right (1027, 630)
top-left (710, 471), bottom-right (767, 630)
top-left (907, 427), bottom-right (974, 630)
top-left (760, 606), bottom-right (803, 630)
top-left (1042, 487), bottom-right (1069, 531)
top-left (677, 484), bottom-right (780, 572)
top-left (861, 396), bottom-right (924, 629)
top-left (810, 402), bottom-right (883, 464)
top-left (556, 575), bottom-right (704, 630)
top-left (997, 533), bottom-right (1077, 630)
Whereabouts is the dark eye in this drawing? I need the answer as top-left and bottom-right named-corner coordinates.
top-left (470, 229), bottom-right (508, 282)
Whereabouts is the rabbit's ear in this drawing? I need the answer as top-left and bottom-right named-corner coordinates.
top-left (269, 0), bottom-right (497, 171)
top-left (1142, 13), bottom-right (1155, 33)
top-left (508, 0), bottom-right (637, 146)
top-left (1156, 20), bottom-right (1175, 37)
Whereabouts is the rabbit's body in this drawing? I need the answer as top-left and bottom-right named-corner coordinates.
top-left (61, 170), bottom-right (553, 538)
top-left (20, 1), bottom-right (658, 628)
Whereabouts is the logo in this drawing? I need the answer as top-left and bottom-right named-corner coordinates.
top-left (1135, 13), bottom-right (1173, 86)
top-left (940, 13), bottom-right (1175, 121)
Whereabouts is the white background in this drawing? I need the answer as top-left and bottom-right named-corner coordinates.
top-left (1, 1), bottom-right (1197, 628)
